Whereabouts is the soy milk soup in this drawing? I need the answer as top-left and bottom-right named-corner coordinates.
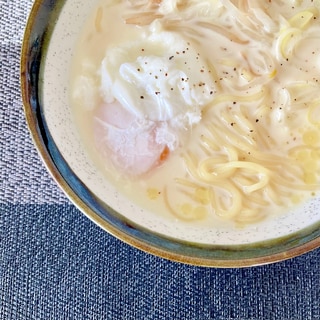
top-left (70, 0), bottom-right (320, 227)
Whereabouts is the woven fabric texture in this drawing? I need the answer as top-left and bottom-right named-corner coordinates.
top-left (0, 204), bottom-right (319, 320)
top-left (0, 0), bottom-right (66, 204)
top-left (0, 1), bottom-right (319, 319)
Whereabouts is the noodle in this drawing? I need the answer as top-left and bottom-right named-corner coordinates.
top-left (94, 7), bottom-right (103, 33)
top-left (71, 0), bottom-right (320, 226)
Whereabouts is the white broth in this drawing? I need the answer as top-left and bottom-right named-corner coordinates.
top-left (70, 0), bottom-right (320, 227)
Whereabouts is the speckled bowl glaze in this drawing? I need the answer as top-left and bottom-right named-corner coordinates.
top-left (21, 0), bottom-right (320, 267)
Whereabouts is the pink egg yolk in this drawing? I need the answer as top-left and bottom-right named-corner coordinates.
top-left (94, 101), bottom-right (169, 176)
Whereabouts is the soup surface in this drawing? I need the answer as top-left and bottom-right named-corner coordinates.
top-left (71, 0), bottom-right (320, 227)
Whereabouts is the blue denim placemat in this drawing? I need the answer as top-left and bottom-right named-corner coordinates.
top-left (1, 0), bottom-right (319, 319)
top-left (0, 204), bottom-right (319, 320)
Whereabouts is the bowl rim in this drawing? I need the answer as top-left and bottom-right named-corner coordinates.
top-left (20, 0), bottom-right (320, 268)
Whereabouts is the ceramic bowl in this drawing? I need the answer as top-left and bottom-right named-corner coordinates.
top-left (21, 0), bottom-right (320, 267)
